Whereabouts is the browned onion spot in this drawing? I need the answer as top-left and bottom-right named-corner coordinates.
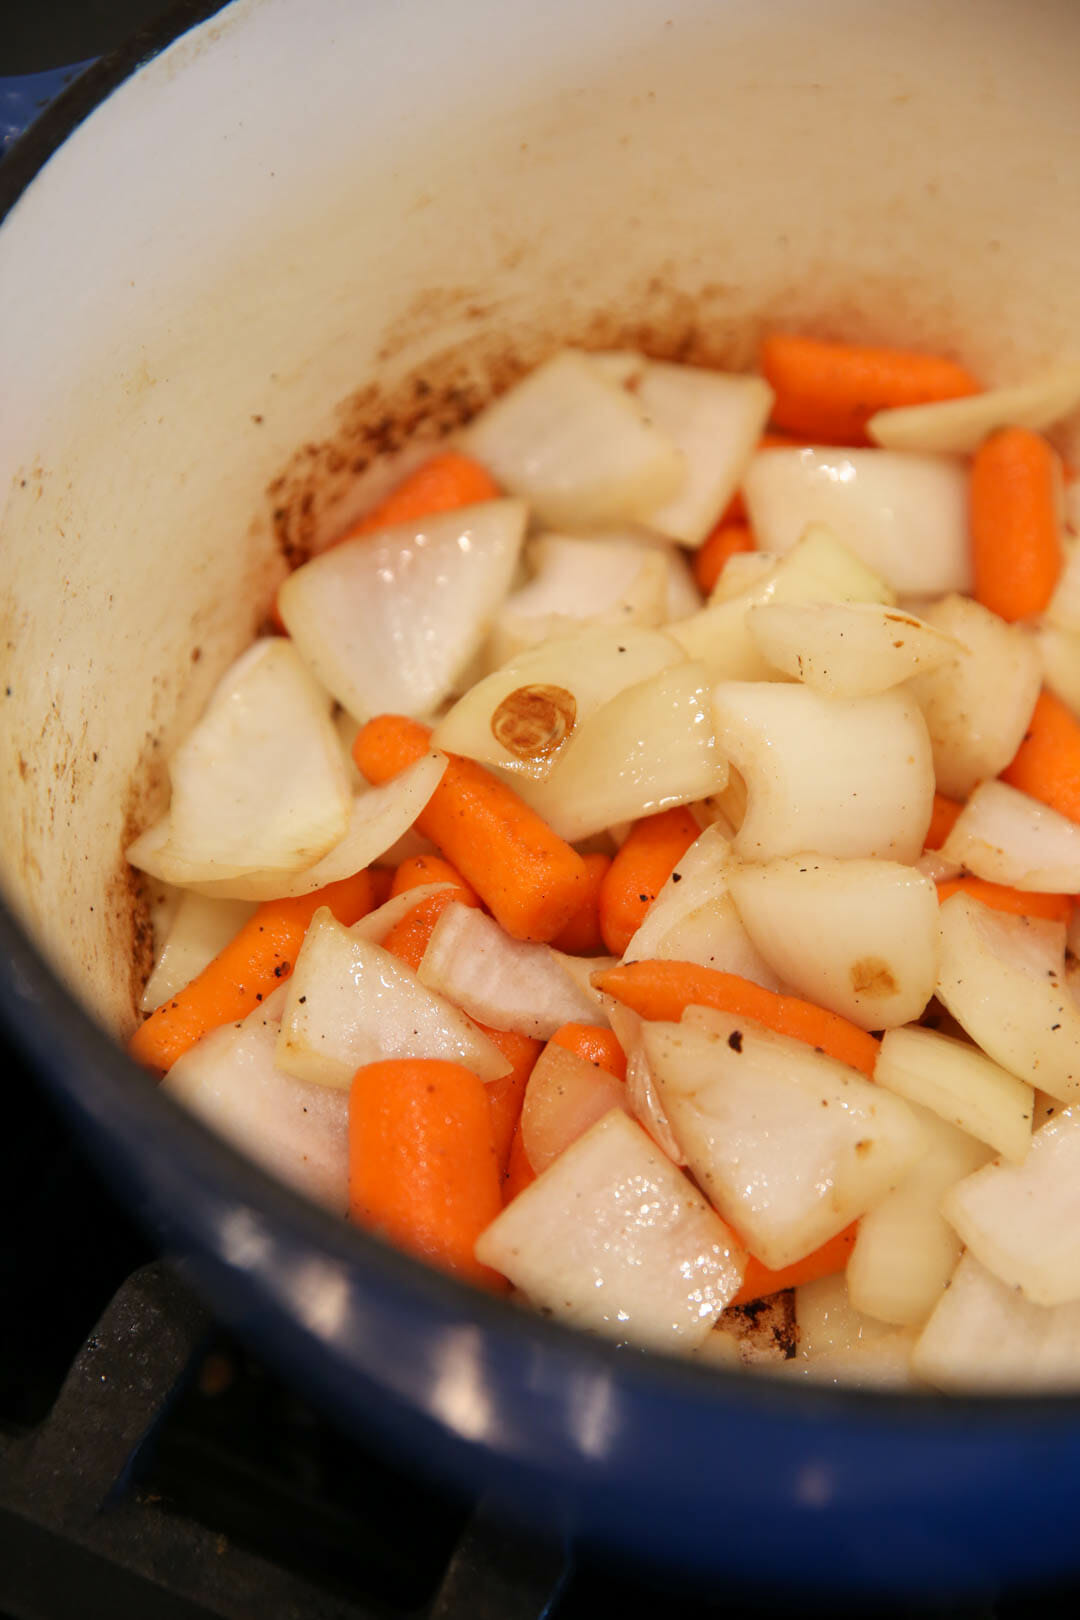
top-left (491, 684), bottom-right (577, 759)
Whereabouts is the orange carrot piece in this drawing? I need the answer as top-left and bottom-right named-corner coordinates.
top-left (693, 522), bottom-right (755, 596)
top-left (925, 792), bottom-right (964, 851)
top-left (1002, 689), bottom-right (1080, 826)
top-left (970, 427), bottom-right (1063, 622)
top-left (549, 851), bottom-right (611, 955)
top-left (129, 871), bottom-right (376, 1074)
top-left (731, 1223), bottom-right (859, 1307)
top-left (483, 1028), bottom-right (542, 1174)
top-left (936, 876), bottom-right (1073, 926)
top-left (592, 959), bottom-right (880, 1079)
top-left (369, 867), bottom-right (394, 907)
top-left (390, 853), bottom-right (479, 905)
top-left (599, 807), bottom-right (701, 957)
top-left (348, 1058), bottom-right (506, 1290)
top-left (354, 714), bottom-right (588, 942)
top-left (717, 430), bottom-right (802, 525)
top-left (550, 1022), bottom-right (627, 1081)
top-left (761, 333), bottom-right (980, 445)
top-left (336, 451), bottom-right (499, 547)
top-left (503, 1116), bottom-right (537, 1201)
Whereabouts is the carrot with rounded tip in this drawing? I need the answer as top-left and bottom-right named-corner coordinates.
top-left (1002, 689), bottom-right (1080, 826)
top-left (129, 870), bottom-right (376, 1073)
top-left (936, 876), bottom-right (1072, 926)
top-left (336, 451), bottom-right (500, 546)
top-left (731, 1223), bottom-right (858, 1307)
top-left (354, 714), bottom-right (588, 942)
top-left (503, 1117), bottom-right (537, 1201)
top-left (925, 792), bottom-right (964, 851)
top-left (761, 334), bottom-right (980, 445)
top-left (693, 522), bottom-right (754, 597)
top-left (483, 1028), bottom-right (542, 1174)
top-left (390, 853), bottom-right (480, 905)
top-left (348, 1058), bottom-right (506, 1290)
top-left (971, 427), bottom-right (1063, 622)
top-left (550, 851), bottom-right (611, 955)
top-left (550, 1023), bottom-right (627, 1081)
top-left (592, 959), bottom-right (880, 1078)
top-left (598, 807), bottom-right (701, 957)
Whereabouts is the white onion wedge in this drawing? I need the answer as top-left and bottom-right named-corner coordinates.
top-left (846, 1102), bottom-right (991, 1327)
top-left (635, 362), bottom-right (774, 546)
top-left (276, 909), bottom-right (511, 1089)
top-left (743, 448), bottom-right (971, 595)
top-left (942, 779), bottom-right (1080, 893)
top-left (1039, 625), bottom-right (1080, 720)
top-left (778, 1331), bottom-right (920, 1389)
top-left (463, 351), bottom-right (683, 528)
top-left (520, 1043), bottom-right (630, 1173)
top-left (944, 1107), bottom-right (1080, 1306)
top-left (163, 996), bottom-right (348, 1214)
top-left (475, 1110), bottom-right (745, 1351)
top-left (875, 1025), bottom-right (1033, 1163)
top-left (906, 595), bottom-right (1041, 799)
top-left (624, 1040), bottom-right (687, 1164)
top-left (645, 1013), bottom-right (925, 1269)
top-left (913, 1252), bottom-right (1080, 1393)
top-left (489, 536), bottom-right (669, 666)
top-left (417, 902), bottom-right (598, 1039)
top-left (512, 661), bottom-right (728, 842)
top-left (712, 682), bottom-right (933, 864)
top-left (140, 891), bottom-right (255, 1012)
top-left (432, 626), bottom-right (683, 779)
top-left (795, 1274), bottom-right (897, 1360)
top-left (584, 349), bottom-right (646, 388)
top-left (728, 857), bottom-right (938, 1030)
top-left (278, 499), bottom-right (526, 721)
top-left (347, 883), bottom-right (452, 943)
top-left (745, 601), bottom-right (959, 697)
top-left (935, 893), bottom-right (1080, 1101)
top-left (709, 550), bottom-right (780, 602)
top-left (131, 639), bottom-right (352, 883)
top-left (868, 367), bottom-right (1080, 453)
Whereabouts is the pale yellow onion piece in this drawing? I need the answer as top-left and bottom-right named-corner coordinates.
top-left (709, 550), bottom-right (779, 602)
top-left (913, 1252), bottom-right (1080, 1393)
top-left (943, 1107), bottom-right (1080, 1307)
top-left (623, 823), bottom-right (783, 992)
top-left (583, 349), bottom-right (647, 388)
top-left (475, 1110), bottom-right (745, 1352)
top-left (275, 909), bottom-right (511, 1089)
top-left (140, 891), bottom-right (256, 1012)
top-left (914, 849), bottom-right (963, 884)
top-left (907, 594), bottom-right (1041, 799)
top-left (488, 542), bottom-right (668, 666)
top-left (178, 752), bottom-right (449, 902)
top-left (463, 351), bottom-right (683, 528)
top-left (163, 995), bottom-right (348, 1215)
top-left (745, 600), bottom-right (960, 698)
top-left (789, 1272), bottom-right (923, 1387)
top-left (712, 682), bottom-right (933, 864)
top-left (520, 1043), bottom-right (630, 1173)
top-left (279, 498), bottom-right (527, 722)
top-left (1044, 536), bottom-right (1080, 633)
top-left (604, 1001), bottom-right (687, 1164)
top-left (645, 1013), bottom-right (926, 1270)
top-left (942, 779), bottom-right (1080, 893)
top-left (432, 625), bottom-right (684, 780)
top-left (673, 524), bottom-right (895, 683)
top-left (776, 1331), bottom-right (920, 1389)
top-left (846, 1101), bottom-right (991, 1328)
top-left (636, 362), bottom-right (774, 547)
top-left (417, 901), bottom-right (598, 1039)
top-left (1038, 625), bottom-right (1080, 720)
top-left (868, 366), bottom-right (1080, 453)
top-left (1067, 479), bottom-right (1080, 536)
top-left (936, 893), bottom-right (1080, 1101)
top-left (743, 447), bottom-right (971, 596)
top-left (140, 639), bottom-right (352, 882)
top-left (874, 1025), bottom-right (1033, 1164)
top-left (548, 950), bottom-right (615, 1027)
top-left (511, 661), bottom-right (728, 843)
top-left (727, 856), bottom-right (938, 1031)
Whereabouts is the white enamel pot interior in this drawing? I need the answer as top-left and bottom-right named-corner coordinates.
top-left (3, 0), bottom-right (1080, 1596)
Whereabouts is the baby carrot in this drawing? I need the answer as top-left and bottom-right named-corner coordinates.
top-left (335, 451), bottom-right (500, 547)
top-left (550, 1022), bottom-right (627, 1081)
top-left (936, 876), bottom-right (1072, 926)
top-left (761, 334), bottom-right (980, 445)
top-left (354, 714), bottom-right (588, 942)
top-left (369, 867), bottom-right (394, 907)
top-left (592, 959), bottom-right (880, 1079)
top-left (503, 1116), bottom-right (537, 1202)
top-left (925, 792), bottom-right (964, 851)
top-left (1001, 689), bottom-right (1080, 825)
top-left (484, 1028), bottom-right (542, 1174)
top-left (970, 427), bottom-right (1063, 621)
top-left (129, 870), bottom-right (376, 1073)
top-left (693, 522), bottom-right (754, 596)
top-left (348, 1058), bottom-right (506, 1291)
top-left (549, 851), bottom-right (611, 955)
top-left (390, 853), bottom-right (480, 905)
top-left (382, 854), bottom-right (481, 972)
top-left (598, 806), bottom-right (701, 957)
top-left (731, 1223), bottom-right (858, 1307)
